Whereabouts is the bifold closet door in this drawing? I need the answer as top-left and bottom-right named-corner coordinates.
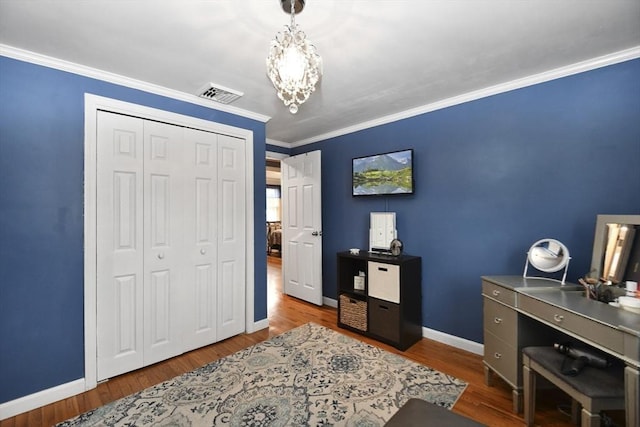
top-left (182, 128), bottom-right (219, 352)
top-left (97, 113), bottom-right (185, 379)
top-left (216, 134), bottom-right (246, 340)
top-left (96, 111), bottom-right (246, 381)
top-left (96, 112), bottom-right (145, 381)
top-left (179, 130), bottom-right (247, 348)
top-left (142, 121), bottom-right (185, 367)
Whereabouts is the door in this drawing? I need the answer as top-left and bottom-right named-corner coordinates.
top-left (216, 134), bottom-right (246, 339)
top-left (96, 112), bottom-right (145, 380)
top-left (96, 112), bottom-right (246, 380)
top-left (182, 128), bottom-right (219, 352)
top-left (281, 151), bottom-right (323, 305)
top-left (142, 121), bottom-right (184, 366)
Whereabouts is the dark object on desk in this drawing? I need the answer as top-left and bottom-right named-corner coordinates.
top-left (384, 399), bottom-right (485, 427)
top-left (554, 343), bottom-right (610, 377)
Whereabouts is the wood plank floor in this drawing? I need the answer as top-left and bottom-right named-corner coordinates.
top-left (2, 256), bottom-right (614, 426)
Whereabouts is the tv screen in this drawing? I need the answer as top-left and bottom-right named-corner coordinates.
top-left (352, 149), bottom-right (414, 196)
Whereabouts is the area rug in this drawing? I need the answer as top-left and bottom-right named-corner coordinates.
top-left (58, 323), bottom-right (467, 426)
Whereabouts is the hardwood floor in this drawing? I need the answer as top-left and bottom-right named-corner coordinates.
top-left (2, 256), bottom-right (606, 426)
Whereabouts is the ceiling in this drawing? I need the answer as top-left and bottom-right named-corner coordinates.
top-left (1, 1), bottom-right (639, 145)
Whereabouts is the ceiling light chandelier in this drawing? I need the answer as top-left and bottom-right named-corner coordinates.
top-left (266, 0), bottom-right (322, 114)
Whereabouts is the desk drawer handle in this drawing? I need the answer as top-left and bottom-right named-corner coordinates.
top-left (494, 352), bottom-right (502, 359)
top-left (553, 314), bottom-right (564, 323)
top-left (493, 317), bottom-right (502, 324)
top-left (492, 290), bottom-right (500, 297)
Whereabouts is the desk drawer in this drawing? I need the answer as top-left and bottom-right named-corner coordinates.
top-left (484, 331), bottom-right (518, 387)
top-left (518, 294), bottom-right (624, 354)
top-left (483, 297), bottom-right (517, 340)
top-left (482, 280), bottom-right (515, 307)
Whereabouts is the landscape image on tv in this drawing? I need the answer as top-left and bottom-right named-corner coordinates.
top-left (352, 149), bottom-right (413, 196)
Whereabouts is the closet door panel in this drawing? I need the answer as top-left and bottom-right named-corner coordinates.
top-left (182, 128), bottom-right (219, 351)
top-left (142, 121), bottom-right (184, 366)
top-left (96, 112), bottom-right (144, 381)
top-left (217, 135), bottom-right (246, 340)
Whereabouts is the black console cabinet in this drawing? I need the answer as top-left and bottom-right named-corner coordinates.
top-left (337, 251), bottom-right (422, 350)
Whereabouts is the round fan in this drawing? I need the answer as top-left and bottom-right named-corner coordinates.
top-left (390, 239), bottom-right (403, 256)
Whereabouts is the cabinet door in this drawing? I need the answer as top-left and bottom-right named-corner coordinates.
top-left (368, 261), bottom-right (400, 303)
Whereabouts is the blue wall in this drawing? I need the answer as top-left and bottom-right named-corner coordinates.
top-left (0, 56), bottom-right (268, 403)
top-left (2, 53), bottom-right (639, 407)
top-left (295, 59), bottom-right (640, 343)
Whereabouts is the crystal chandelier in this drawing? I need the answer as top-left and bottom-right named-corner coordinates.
top-left (266, 0), bottom-right (322, 114)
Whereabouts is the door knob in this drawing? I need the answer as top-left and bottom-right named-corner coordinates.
top-left (200, 248), bottom-right (206, 255)
top-left (312, 230), bottom-right (322, 236)
top-left (157, 253), bottom-right (164, 260)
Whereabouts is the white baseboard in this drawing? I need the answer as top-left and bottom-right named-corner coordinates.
top-left (0, 378), bottom-right (86, 420)
top-left (323, 296), bottom-right (338, 308)
top-left (422, 327), bottom-right (484, 355)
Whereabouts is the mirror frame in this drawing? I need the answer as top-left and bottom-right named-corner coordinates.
top-left (524, 238), bottom-right (571, 284)
top-left (369, 212), bottom-right (397, 253)
top-left (590, 214), bottom-right (640, 283)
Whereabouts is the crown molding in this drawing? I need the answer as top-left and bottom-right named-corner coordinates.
top-left (0, 44), bottom-right (271, 123)
top-left (291, 46), bottom-right (640, 148)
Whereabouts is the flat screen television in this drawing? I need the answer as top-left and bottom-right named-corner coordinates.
top-left (352, 149), bottom-right (414, 196)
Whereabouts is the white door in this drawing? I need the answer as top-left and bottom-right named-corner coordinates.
top-left (97, 112), bottom-right (246, 379)
top-left (282, 151), bottom-right (323, 305)
top-left (142, 121), bottom-right (184, 366)
top-left (96, 112), bottom-right (145, 380)
top-left (182, 128), bottom-right (219, 352)
top-left (217, 134), bottom-right (246, 339)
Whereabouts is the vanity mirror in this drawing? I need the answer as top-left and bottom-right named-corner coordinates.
top-left (590, 214), bottom-right (640, 284)
top-left (523, 238), bottom-right (571, 284)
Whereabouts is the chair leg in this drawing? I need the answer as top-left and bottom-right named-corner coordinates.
top-left (581, 408), bottom-right (601, 427)
top-left (523, 364), bottom-right (536, 426)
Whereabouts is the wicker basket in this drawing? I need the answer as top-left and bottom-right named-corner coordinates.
top-left (339, 294), bottom-right (367, 331)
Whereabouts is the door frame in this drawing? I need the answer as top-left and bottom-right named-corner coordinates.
top-left (83, 94), bottom-right (255, 390)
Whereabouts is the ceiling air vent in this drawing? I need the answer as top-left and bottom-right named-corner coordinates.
top-left (197, 83), bottom-right (243, 104)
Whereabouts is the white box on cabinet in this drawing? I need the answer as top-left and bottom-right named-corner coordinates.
top-left (368, 261), bottom-right (400, 303)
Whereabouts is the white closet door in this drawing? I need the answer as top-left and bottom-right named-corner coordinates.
top-left (142, 121), bottom-right (185, 366)
top-left (182, 128), bottom-right (219, 352)
top-left (217, 134), bottom-right (246, 340)
top-left (96, 110), bottom-right (247, 380)
top-left (96, 112), bottom-right (144, 381)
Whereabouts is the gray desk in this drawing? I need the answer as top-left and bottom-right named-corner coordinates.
top-left (482, 276), bottom-right (640, 427)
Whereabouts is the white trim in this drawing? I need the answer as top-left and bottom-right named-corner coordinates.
top-left (83, 93), bottom-right (255, 390)
top-left (0, 44), bottom-right (270, 124)
top-left (265, 138), bottom-right (291, 148)
top-left (291, 46), bottom-right (640, 147)
top-left (323, 296), bottom-right (338, 308)
top-left (251, 318), bottom-right (270, 333)
top-left (4, 43), bottom-right (638, 149)
top-left (0, 379), bottom-right (85, 420)
top-left (422, 327), bottom-right (484, 356)
top-left (265, 150), bottom-right (289, 161)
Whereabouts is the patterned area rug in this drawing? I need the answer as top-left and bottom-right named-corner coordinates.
top-left (58, 323), bottom-right (467, 426)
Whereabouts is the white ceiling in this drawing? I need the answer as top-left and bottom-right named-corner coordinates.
top-left (1, 1), bottom-right (639, 145)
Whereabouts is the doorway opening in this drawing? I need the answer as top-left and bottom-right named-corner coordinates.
top-left (266, 152), bottom-right (286, 314)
